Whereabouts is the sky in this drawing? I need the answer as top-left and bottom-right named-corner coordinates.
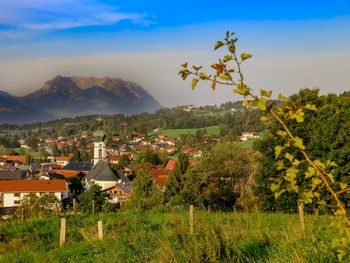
top-left (1, 0), bottom-right (350, 107)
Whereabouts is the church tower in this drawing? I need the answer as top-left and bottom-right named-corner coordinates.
top-left (92, 116), bottom-right (107, 166)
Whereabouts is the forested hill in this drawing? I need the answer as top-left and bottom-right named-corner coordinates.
top-left (0, 101), bottom-right (265, 139)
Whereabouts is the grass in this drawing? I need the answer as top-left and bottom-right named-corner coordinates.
top-left (12, 148), bottom-right (42, 159)
top-left (149, 125), bottom-right (220, 139)
top-left (0, 209), bottom-right (339, 263)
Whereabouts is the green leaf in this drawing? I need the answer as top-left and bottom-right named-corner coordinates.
top-left (255, 97), bottom-right (267, 111)
top-left (181, 62), bottom-right (188, 68)
top-left (260, 116), bottom-right (269, 122)
top-left (278, 94), bottom-right (290, 103)
top-left (276, 160), bottom-right (284, 170)
top-left (270, 183), bottom-right (280, 192)
top-left (214, 41), bottom-right (224, 50)
top-left (276, 130), bottom-right (287, 137)
top-left (311, 178), bottom-right (322, 188)
top-left (260, 89), bottom-right (272, 98)
top-left (240, 53), bottom-right (253, 61)
top-left (284, 152), bottom-right (294, 162)
top-left (242, 100), bottom-right (252, 108)
top-left (285, 167), bottom-right (298, 181)
top-left (340, 182), bottom-right (347, 190)
top-left (275, 145), bottom-right (283, 159)
top-left (192, 65), bottom-right (203, 71)
top-left (219, 73), bottom-right (232, 81)
top-left (293, 137), bottom-right (305, 150)
top-left (302, 191), bottom-right (314, 204)
top-left (305, 166), bottom-right (315, 179)
top-left (223, 55), bottom-right (233, 62)
top-left (191, 78), bottom-right (199, 90)
top-left (199, 72), bottom-right (210, 80)
top-left (305, 104), bottom-right (317, 111)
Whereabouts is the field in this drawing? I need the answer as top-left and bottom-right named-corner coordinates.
top-left (149, 125), bottom-right (220, 139)
top-left (0, 209), bottom-right (338, 263)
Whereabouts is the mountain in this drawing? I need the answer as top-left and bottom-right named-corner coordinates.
top-left (0, 76), bottom-right (161, 124)
top-left (0, 91), bottom-right (53, 124)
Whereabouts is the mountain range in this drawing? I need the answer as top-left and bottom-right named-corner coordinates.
top-left (0, 76), bottom-right (161, 124)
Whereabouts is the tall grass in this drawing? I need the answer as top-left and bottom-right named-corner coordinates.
top-left (0, 209), bottom-right (339, 262)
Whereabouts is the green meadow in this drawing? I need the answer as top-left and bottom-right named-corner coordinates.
top-left (0, 209), bottom-right (338, 263)
top-left (149, 125), bottom-right (220, 139)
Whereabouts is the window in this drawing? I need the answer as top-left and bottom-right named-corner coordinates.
top-left (14, 200), bottom-right (20, 205)
top-left (14, 193), bottom-right (20, 197)
top-left (98, 148), bottom-right (102, 159)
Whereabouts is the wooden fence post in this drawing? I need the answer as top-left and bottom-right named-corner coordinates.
top-left (189, 205), bottom-right (194, 235)
top-left (92, 200), bottom-right (95, 215)
top-left (298, 202), bottom-right (305, 235)
top-left (21, 208), bottom-right (25, 222)
top-left (60, 218), bottom-right (66, 247)
top-left (73, 199), bottom-right (76, 215)
top-left (98, 220), bottom-right (103, 240)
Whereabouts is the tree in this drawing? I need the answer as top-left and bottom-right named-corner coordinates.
top-left (124, 169), bottom-right (163, 210)
top-left (118, 154), bottom-right (131, 169)
top-left (18, 193), bottom-right (60, 218)
top-left (135, 146), bottom-right (161, 166)
top-left (25, 154), bottom-right (33, 165)
top-left (78, 183), bottom-right (111, 213)
top-left (165, 154), bottom-right (189, 203)
top-left (179, 31), bottom-right (350, 259)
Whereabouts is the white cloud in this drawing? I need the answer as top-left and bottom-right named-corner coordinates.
top-left (0, 0), bottom-right (152, 35)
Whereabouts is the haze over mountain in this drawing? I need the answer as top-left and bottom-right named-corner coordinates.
top-left (0, 76), bottom-right (161, 124)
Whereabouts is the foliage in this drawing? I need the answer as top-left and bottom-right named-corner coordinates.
top-left (124, 169), bottom-right (163, 210)
top-left (16, 193), bottom-right (60, 219)
top-left (135, 146), bottom-right (161, 166)
top-left (165, 153), bottom-right (189, 203)
top-left (180, 31), bottom-right (350, 260)
top-left (78, 183), bottom-right (110, 213)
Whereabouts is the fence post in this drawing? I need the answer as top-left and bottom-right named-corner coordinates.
top-left (60, 218), bottom-right (66, 247)
top-left (98, 220), bottom-right (103, 240)
top-left (298, 202), bottom-right (305, 235)
top-left (189, 205), bottom-right (194, 235)
top-left (21, 208), bottom-right (25, 222)
top-left (92, 200), bottom-right (95, 215)
top-left (73, 198), bottom-right (76, 215)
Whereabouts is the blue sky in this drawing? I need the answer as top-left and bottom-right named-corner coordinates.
top-left (1, 0), bottom-right (350, 106)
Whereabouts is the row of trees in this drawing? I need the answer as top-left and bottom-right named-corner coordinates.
top-left (126, 142), bottom-right (259, 211)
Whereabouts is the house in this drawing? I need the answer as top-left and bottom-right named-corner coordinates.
top-left (240, 132), bottom-right (260, 141)
top-left (108, 156), bottom-right (120, 164)
top-left (84, 160), bottom-right (129, 190)
top-left (0, 180), bottom-right (68, 208)
top-left (1, 155), bottom-right (27, 166)
top-left (105, 182), bottom-right (132, 206)
top-left (104, 169), bottom-right (132, 206)
top-left (55, 156), bottom-right (70, 166)
top-left (149, 168), bottom-right (171, 190)
top-left (165, 159), bottom-right (177, 170)
top-left (0, 169), bottom-right (27, 180)
top-left (62, 162), bottom-right (93, 172)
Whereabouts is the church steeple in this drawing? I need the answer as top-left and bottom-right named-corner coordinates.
top-left (92, 115), bottom-right (107, 166)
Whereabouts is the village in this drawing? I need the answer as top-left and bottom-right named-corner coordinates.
top-left (0, 115), bottom-right (259, 215)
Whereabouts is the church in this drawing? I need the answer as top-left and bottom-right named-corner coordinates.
top-left (84, 117), bottom-right (131, 191)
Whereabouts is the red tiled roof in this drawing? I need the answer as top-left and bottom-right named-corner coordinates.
top-left (52, 169), bottom-right (82, 179)
top-left (3, 155), bottom-right (26, 164)
top-left (165, 159), bottom-right (177, 170)
top-left (189, 160), bottom-right (198, 166)
top-left (0, 180), bottom-right (67, 193)
top-left (154, 175), bottom-right (168, 186)
top-left (55, 156), bottom-right (70, 162)
top-left (149, 168), bottom-right (170, 178)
